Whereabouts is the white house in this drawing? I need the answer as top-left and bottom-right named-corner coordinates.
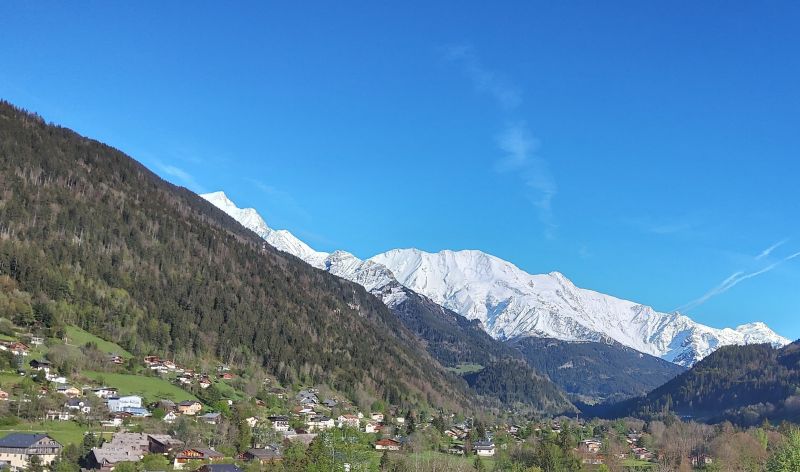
top-left (306, 415), bottom-right (335, 431)
top-left (337, 414), bottom-right (360, 428)
top-left (0, 433), bottom-right (62, 470)
top-left (107, 395), bottom-right (142, 412)
top-left (474, 441), bottom-right (496, 457)
top-left (268, 416), bottom-right (290, 432)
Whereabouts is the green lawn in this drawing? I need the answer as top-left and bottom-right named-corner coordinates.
top-left (445, 363), bottom-right (485, 375)
top-left (64, 326), bottom-right (133, 358)
top-left (84, 371), bottom-right (198, 403)
top-left (0, 372), bottom-right (25, 389)
top-left (0, 420), bottom-right (114, 446)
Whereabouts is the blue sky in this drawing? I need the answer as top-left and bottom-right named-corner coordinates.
top-left (2, 2), bottom-right (799, 338)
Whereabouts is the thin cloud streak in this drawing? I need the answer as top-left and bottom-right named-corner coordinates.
top-left (443, 45), bottom-right (522, 110)
top-left (677, 250), bottom-right (800, 312)
top-left (154, 161), bottom-right (206, 193)
top-left (443, 45), bottom-right (558, 239)
top-left (756, 239), bottom-right (788, 260)
top-left (496, 123), bottom-right (558, 238)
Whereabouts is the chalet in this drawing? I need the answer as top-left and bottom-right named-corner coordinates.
top-left (0, 433), bottom-right (62, 471)
top-left (107, 395), bottom-right (143, 412)
top-left (365, 422), bottom-right (381, 434)
top-left (199, 378), bottom-right (212, 389)
top-left (474, 440), bottom-right (496, 457)
top-left (89, 447), bottom-right (142, 471)
top-left (29, 359), bottom-right (51, 373)
top-left (322, 398), bottom-right (337, 408)
top-left (29, 336), bottom-right (44, 346)
top-left (143, 355), bottom-right (161, 365)
top-left (337, 414), bottom-right (360, 428)
top-left (45, 410), bottom-right (73, 421)
top-left (173, 448), bottom-right (224, 470)
top-left (65, 398), bottom-right (91, 413)
top-left (370, 412), bottom-right (384, 422)
top-left (199, 412), bottom-right (222, 425)
top-left (87, 432), bottom-right (166, 471)
top-left (306, 415), bottom-right (334, 431)
top-left (6, 342), bottom-right (29, 356)
top-left (155, 399), bottom-right (176, 411)
top-left (241, 446), bottom-right (281, 463)
top-left (296, 390), bottom-right (319, 405)
top-left (163, 411), bottom-right (178, 423)
top-left (374, 438), bottom-right (401, 451)
top-left (218, 372), bottom-right (234, 380)
top-left (177, 400), bottom-right (203, 415)
top-left (147, 434), bottom-right (184, 454)
top-left (268, 415), bottom-right (290, 432)
top-left (579, 439), bottom-right (602, 454)
top-left (108, 355), bottom-right (124, 365)
top-left (56, 385), bottom-right (81, 397)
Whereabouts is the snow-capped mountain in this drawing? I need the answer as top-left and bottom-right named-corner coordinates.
top-left (202, 192), bottom-right (403, 302)
top-left (202, 191), bottom-right (791, 366)
top-left (370, 248), bottom-right (790, 366)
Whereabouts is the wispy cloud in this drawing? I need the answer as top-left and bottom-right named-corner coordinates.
top-left (493, 123), bottom-right (558, 238)
top-left (444, 45), bottom-right (557, 238)
top-left (677, 248), bottom-right (800, 312)
top-left (443, 45), bottom-right (522, 110)
top-left (153, 161), bottom-right (206, 193)
top-left (756, 239), bottom-right (788, 260)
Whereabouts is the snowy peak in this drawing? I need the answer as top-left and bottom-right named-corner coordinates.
top-left (201, 191), bottom-right (397, 294)
top-left (204, 191), bottom-right (790, 367)
top-left (201, 191), bottom-right (271, 240)
top-left (201, 192), bottom-right (328, 268)
top-left (370, 248), bottom-right (791, 366)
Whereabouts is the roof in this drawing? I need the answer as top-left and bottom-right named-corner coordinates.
top-left (178, 448), bottom-right (224, 459)
top-left (0, 433), bottom-right (58, 448)
top-left (245, 448), bottom-right (281, 460)
top-left (375, 438), bottom-right (401, 446)
top-left (178, 400), bottom-right (201, 406)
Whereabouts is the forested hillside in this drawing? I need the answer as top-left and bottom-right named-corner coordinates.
top-left (0, 101), bottom-right (472, 411)
top-left (605, 341), bottom-right (800, 425)
top-left (512, 337), bottom-right (685, 403)
top-left (383, 284), bottom-right (573, 412)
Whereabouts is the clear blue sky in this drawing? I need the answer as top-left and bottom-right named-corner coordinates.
top-left (2, 2), bottom-right (799, 339)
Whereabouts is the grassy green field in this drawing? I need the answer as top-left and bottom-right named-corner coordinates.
top-left (64, 326), bottom-right (133, 358)
top-left (0, 372), bottom-right (24, 390)
top-left (0, 421), bottom-right (114, 446)
top-left (84, 371), bottom-right (198, 403)
top-left (445, 363), bottom-right (485, 375)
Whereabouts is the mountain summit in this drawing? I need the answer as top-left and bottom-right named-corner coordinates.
top-left (201, 192), bottom-right (790, 367)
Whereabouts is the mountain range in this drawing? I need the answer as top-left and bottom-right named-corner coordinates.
top-left (202, 191), bottom-right (790, 367)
